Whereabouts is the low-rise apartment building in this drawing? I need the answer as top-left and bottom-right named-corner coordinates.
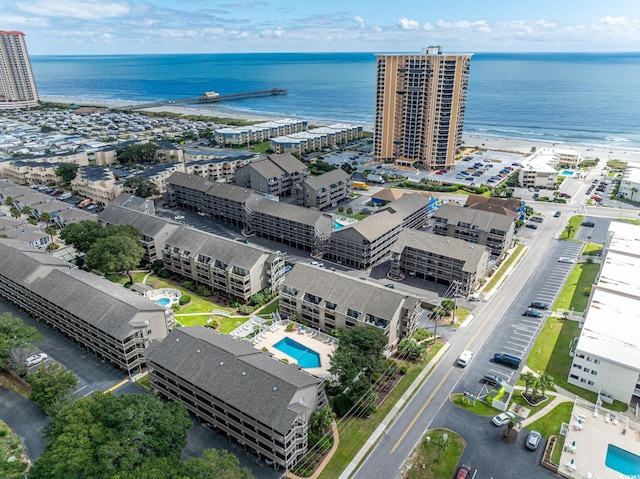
top-left (248, 199), bottom-right (333, 255)
top-left (214, 118), bottom-right (309, 146)
top-left (280, 263), bottom-right (421, 348)
top-left (0, 239), bottom-right (171, 375)
top-left (270, 123), bottom-right (363, 155)
top-left (145, 327), bottom-right (323, 470)
top-left (567, 222), bottom-right (640, 405)
top-left (432, 203), bottom-right (515, 258)
top-left (0, 217), bottom-right (50, 249)
top-left (464, 195), bottom-right (525, 221)
top-left (71, 165), bottom-right (122, 205)
top-left (617, 163), bottom-right (640, 203)
top-left (516, 148), bottom-right (578, 189)
top-left (293, 168), bottom-right (352, 210)
top-left (234, 154), bottom-right (308, 197)
top-left (389, 230), bottom-right (490, 295)
top-left (161, 227), bottom-right (285, 302)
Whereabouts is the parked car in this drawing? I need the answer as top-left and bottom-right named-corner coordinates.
top-left (492, 411), bottom-right (516, 427)
top-left (483, 373), bottom-right (503, 387)
top-left (558, 257), bottom-right (576, 264)
top-left (525, 430), bottom-right (542, 450)
top-left (456, 464), bottom-right (473, 479)
top-left (524, 308), bottom-right (544, 318)
top-left (530, 301), bottom-right (550, 310)
top-left (524, 223), bottom-right (538, 229)
top-left (581, 221), bottom-right (595, 227)
top-left (554, 211), bottom-right (561, 217)
top-left (25, 352), bottom-right (48, 367)
top-left (384, 283), bottom-right (395, 289)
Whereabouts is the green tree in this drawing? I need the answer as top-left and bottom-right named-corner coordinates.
top-left (433, 432), bottom-right (450, 462)
top-left (45, 225), bottom-right (57, 244)
top-left (396, 338), bottom-right (426, 361)
top-left (10, 206), bottom-right (21, 219)
top-left (329, 326), bottom-right (387, 391)
top-left (21, 205), bottom-right (32, 216)
top-left (564, 224), bottom-right (575, 239)
top-left (116, 143), bottom-right (160, 164)
top-left (5, 196), bottom-right (14, 205)
top-left (440, 299), bottom-right (456, 315)
top-left (123, 177), bottom-right (159, 198)
top-left (29, 393), bottom-right (192, 479)
top-left (311, 406), bottom-right (335, 434)
top-left (502, 415), bottom-right (522, 440)
top-left (520, 371), bottom-right (536, 397)
top-left (27, 363), bottom-right (78, 416)
top-left (59, 220), bottom-right (108, 252)
top-left (534, 373), bottom-right (554, 402)
top-left (55, 163), bottom-right (80, 184)
top-left (39, 212), bottom-right (51, 224)
top-left (0, 312), bottom-right (42, 369)
top-left (180, 449), bottom-right (254, 479)
top-left (85, 235), bottom-right (145, 283)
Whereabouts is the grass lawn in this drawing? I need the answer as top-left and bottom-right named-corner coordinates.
top-left (582, 242), bottom-right (602, 256)
top-left (0, 420), bottom-right (29, 479)
top-left (484, 243), bottom-right (525, 292)
top-left (255, 298), bottom-right (279, 316)
top-left (560, 215), bottom-right (584, 241)
top-left (606, 160), bottom-right (627, 169)
top-left (525, 402), bottom-right (573, 438)
top-left (551, 435), bottom-right (566, 465)
top-left (451, 394), bottom-right (500, 416)
top-left (404, 428), bottom-right (465, 479)
top-left (553, 263), bottom-right (599, 312)
top-left (318, 343), bottom-right (444, 479)
top-left (510, 392), bottom-right (556, 417)
top-left (218, 316), bottom-right (250, 333)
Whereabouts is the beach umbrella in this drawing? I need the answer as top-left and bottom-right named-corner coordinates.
top-left (578, 418), bottom-right (582, 425)
top-left (570, 459), bottom-right (575, 465)
top-left (571, 441), bottom-right (576, 447)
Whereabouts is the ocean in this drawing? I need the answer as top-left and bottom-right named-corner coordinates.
top-left (30, 52), bottom-right (640, 151)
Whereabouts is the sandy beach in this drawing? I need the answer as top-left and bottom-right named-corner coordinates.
top-left (40, 95), bottom-right (640, 164)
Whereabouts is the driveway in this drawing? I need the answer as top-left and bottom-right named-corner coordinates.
top-left (0, 386), bottom-right (48, 461)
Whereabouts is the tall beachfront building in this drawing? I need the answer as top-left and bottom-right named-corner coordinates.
top-left (0, 31), bottom-right (39, 109)
top-left (373, 46), bottom-right (472, 170)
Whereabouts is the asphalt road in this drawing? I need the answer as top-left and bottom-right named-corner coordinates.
top-left (351, 205), bottom-right (575, 478)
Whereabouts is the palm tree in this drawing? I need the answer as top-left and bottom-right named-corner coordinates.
top-left (39, 212), bottom-right (51, 224)
top-left (311, 406), bottom-right (335, 434)
top-left (534, 373), bottom-right (554, 402)
top-left (21, 205), bottom-right (31, 216)
top-left (520, 372), bottom-right (536, 397)
top-left (45, 226), bottom-right (57, 244)
top-left (10, 206), bottom-right (21, 219)
top-left (434, 432), bottom-right (450, 462)
top-left (502, 415), bottom-right (522, 440)
top-left (565, 224), bottom-right (575, 239)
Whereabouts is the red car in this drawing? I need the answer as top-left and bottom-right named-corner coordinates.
top-left (456, 464), bottom-right (472, 479)
top-left (436, 170), bottom-right (446, 175)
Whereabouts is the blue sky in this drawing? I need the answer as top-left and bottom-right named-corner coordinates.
top-left (1, 0), bottom-right (639, 55)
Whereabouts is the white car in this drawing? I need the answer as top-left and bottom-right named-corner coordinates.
top-left (174, 215), bottom-right (185, 220)
top-left (492, 411), bottom-right (516, 427)
top-left (558, 257), bottom-right (576, 264)
top-left (25, 352), bottom-right (48, 367)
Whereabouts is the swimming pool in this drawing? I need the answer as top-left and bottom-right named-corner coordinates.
top-left (605, 444), bottom-right (640, 476)
top-left (333, 221), bottom-right (344, 230)
top-left (157, 297), bottom-right (171, 307)
top-left (273, 337), bottom-right (321, 368)
top-left (561, 170), bottom-right (575, 176)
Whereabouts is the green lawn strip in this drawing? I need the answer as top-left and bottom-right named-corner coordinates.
top-left (553, 263), bottom-right (599, 312)
top-left (0, 420), bottom-right (29, 479)
top-left (484, 243), bottom-right (525, 292)
top-left (135, 375), bottom-right (151, 391)
top-left (218, 316), bottom-right (250, 333)
top-left (451, 393), bottom-right (501, 416)
top-left (318, 343), bottom-right (444, 479)
top-left (561, 215), bottom-right (584, 241)
top-left (255, 298), bottom-right (280, 316)
top-left (582, 242), bottom-right (602, 256)
top-left (551, 435), bottom-right (566, 465)
top-left (405, 428), bottom-right (465, 479)
top-left (525, 402), bottom-right (573, 438)
top-left (618, 218), bottom-right (640, 226)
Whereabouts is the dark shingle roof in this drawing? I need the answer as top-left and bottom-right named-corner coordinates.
top-left (144, 327), bottom-right (320, 435)
top-left (434, 203), bottom-right (514, 231)
top-left (304, 168), bottom-right (350, 190)
top-left (251, 199), bottom-right (333, 229)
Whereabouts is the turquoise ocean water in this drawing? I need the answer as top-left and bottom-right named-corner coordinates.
top-left (30, 52), bottom-right (640, 150)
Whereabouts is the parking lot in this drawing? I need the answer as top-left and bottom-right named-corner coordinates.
top-left (431, 150), bottom-right (525, 187)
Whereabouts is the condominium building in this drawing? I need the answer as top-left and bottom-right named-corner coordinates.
top-left (71, 165), bottom-right (121, 205)
top-left (389, 229), bottom-right (490, 295)
top-left (280, 263), bottom-right (421, 347)
top-left (463, 195), bottom-right (525, 221)
top-left (0, 31), bottom-right (39, 109)
top-left (0, 239), bottom-right (171, 375)
top-left (234, 154), bottom-right (308, 197)
top-left (567, 222), bottom-right (640, 405)
top-left (145, 327), bottom-right (323, 470)
top-left (617, 163), bottom-right (640, 203)
top-left (373, 46), bottom-right (472, 170)
top-left (432, 203), bottom-right (515, 258)
top-left (214, 118), bottom-right (308, 146)
top-left (270, 123), bottom-right (364, 155)
top-left (293, 168), bottom-right (352, 210)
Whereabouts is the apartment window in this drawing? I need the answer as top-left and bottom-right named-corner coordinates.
top-left (587, 380), bottom-right (594, 386)
top-left (570, 374), bottom-right (579, 380)
top-left (583, 368), bottom-right (590, 373)
top-left (580, 378), bottom-right (587, 383)
top-left (591, 370), bottom-right (597, 376)
top-left (572, 364), bottom-right (582, 370)
top-left (586, 357), bottom-right (593, 362)
top-left (593, 359), bottom-right (600, 364)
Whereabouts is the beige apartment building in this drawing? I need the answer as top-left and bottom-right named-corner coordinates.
top-left (145, 327), bottom-right (323, 471)
top-left (293, 168), bottom-right (352, 210)
top-left (373, 46), bottom-right (472, 170)
top-left (71, 166), bottom-right (121, 205)
top-left (0, 31), bottom-right (39, 109)
top-left (280, 263), bottom-right (421, 348)
top-left (234, 153), bottom-right (308, 197)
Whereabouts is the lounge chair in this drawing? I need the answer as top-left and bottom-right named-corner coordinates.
top-left (566, 462), bottom-right (577, 471)
top-left (612, 416), bottom-right (619, 425)
top-left (605, 413), bottom-right (611, 423)
top-left (574, 423), bottom-right (583, 431)
top-left (584, 472), bottom-right (592, 479)
top-left (593, 407), bottom-right (599, 418)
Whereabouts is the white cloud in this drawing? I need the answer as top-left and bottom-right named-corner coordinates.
top-left (600, 16), bottom-right (628, 25)
top-left (260, 28), bottom-right (285, 38)
top-left (16, 0), bottom-right (129, 19)
top-left (354, 16), bottom-right (366, 29)
top-left (397, 18), bottom-right (420, 30)
top-left (535, 19), bottom-right (557, 28)
top-left (423, 23), bottom-right (434, 31)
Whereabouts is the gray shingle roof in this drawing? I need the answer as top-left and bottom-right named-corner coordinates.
top-left (304, 168), bottom-right (350, 190)
top-left (391, 229), bottom-right (489, 273)
top-left (434, 203), bottom-right (514, 231)
top-left (283, 263), bottom-right (420, 320)
top-left (98, 205), bottom-right (180, 239)
top-left (0, 239), bottom-right (166, 340)
top-left (251, 199), bottom-right (332, 229)
top-left (144, 327), bottom-right (320, 435)
top-left (267, 153), bottom-right (307, 174)
top-left (331, 210), bottom-right (403, 242)
top-left (167, 171), bottom-right (212, 192)
top-left (379, 193), bottom-right (430, 220)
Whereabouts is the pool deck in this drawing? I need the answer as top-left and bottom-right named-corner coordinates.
top-left (253, 325), bottom-right (336, 378)
top-left (559, 400), bottom-right (640, 479)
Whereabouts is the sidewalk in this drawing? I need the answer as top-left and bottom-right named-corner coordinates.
top-left (338, 342), bottom-right (450, 479)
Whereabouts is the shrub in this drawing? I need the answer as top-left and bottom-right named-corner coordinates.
top-left (179, 294), bottom-right (191, 305)
top-left (188, 283), bottom-right (199, 292)
top-left (285, 322), bottom-right (296, 332)
top-left (262, 347), bottom-right (269, 352)
top-left (205, 319), bottom-right (219, 329)
top-left (158, 268), bottom-right (171, 278)
top-left (197, 287), bottom-right (212, 297)
top-left (238, 305), bottom-right (254, 315)
top-left (182, 281), bottom-right (194, 290)
top-left (583, 286), bottom-right (592, 296)
top-left (333, 393), bottom-right (353, 417)
top-left (281, 358), bottom-right (289, 363)
top-left (230, 301), bottom-right (241, 308)
top-left (264, 319), bottom-right (273, 326)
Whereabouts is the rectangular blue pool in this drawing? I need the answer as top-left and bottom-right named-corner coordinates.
top-left (606, 444), bottom-right (640, 476)
top-left (273, 337), bottom-right (321, 368)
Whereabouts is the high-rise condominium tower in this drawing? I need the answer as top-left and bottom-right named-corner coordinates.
top-left (0, 31), bottom-right (39, 109)
top-left (373, 46), bottom-right (472, 170)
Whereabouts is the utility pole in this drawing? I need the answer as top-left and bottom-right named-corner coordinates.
top-left (451, 280), bottom-right (461, 325)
